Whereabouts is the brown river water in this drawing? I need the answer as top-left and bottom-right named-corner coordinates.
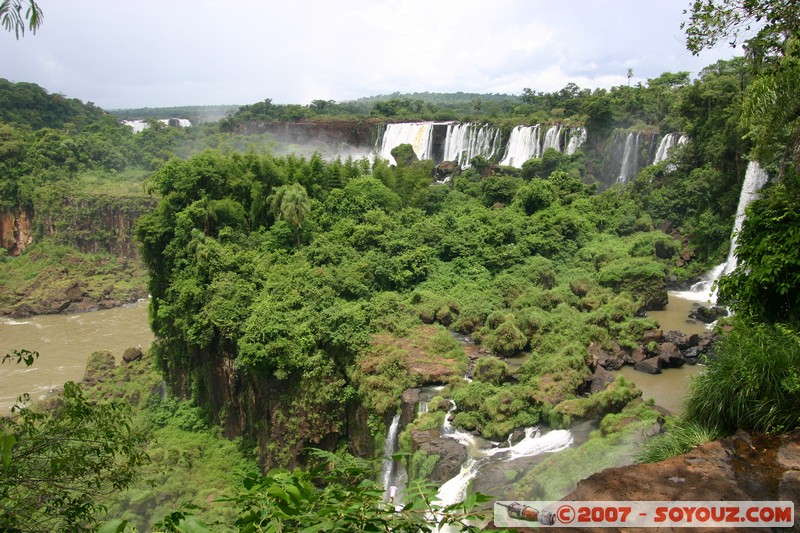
top-left (0, 299), bottom-right (153, 413)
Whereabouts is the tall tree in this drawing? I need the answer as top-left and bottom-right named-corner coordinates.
top-left (270, 182), bottom-right (310, 247)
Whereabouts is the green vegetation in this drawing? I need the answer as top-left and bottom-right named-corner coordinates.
top-left (1, 1), bottom-right (800, 527)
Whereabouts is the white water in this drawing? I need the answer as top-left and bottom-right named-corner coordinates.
top-left (653, 133), bottom-right (679, 164)
top-left (378, 122), bottom-right (436, 164)
top-left (616, 132), bottom-right (640, 183)
top-left (434, 402), bottom-right (573, 507)
top-left (677, 161), bottom-right (770, 303)
top-left (565, 127), bottom-right (587, 155)
top-left (541, 124), bottom-right (562, 153)
top-left (122, 118), bottom-right (191, 133)
top-left (500, 125), bottom-right (542, 167)
top-left (380, 414), bottom-right (402, 501)
top-left (441, 123), bottom-right (502, 167)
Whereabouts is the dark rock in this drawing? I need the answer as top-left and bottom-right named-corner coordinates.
top-left (400, 388), bottom-right (421, 428)
top-left (590, 365), bottom-right (615, 393)
top-left (654, 240), bottom-right (673, 259)
top-left (588, 342), bottom-right (624, 371)
top-left (435, 160), bottom-right (460, 180)
top-left (658, 342), bottom-right (684, 368)
top-left (634, 357), bottom-right (661, 374)
top-left (690, 305), bottom-right (729, 323)
top-left (122, 347), bottom-right (143, 364)
top-left (410, 429), bottom-right (467, 483)
top-left (642, 329), bottom-right (663, 344)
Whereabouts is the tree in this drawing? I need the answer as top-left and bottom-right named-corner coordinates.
top-left (1, 0), bottom-right (42, 38)
top-left (682, 0), bottom-right (800, 55)
top-left (0, 354), bottom-right (148, 532)
top-left (270, 182), bottom-right (310, 247)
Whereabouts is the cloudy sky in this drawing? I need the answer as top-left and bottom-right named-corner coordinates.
top-left (2, 0), bottom-right (745, 110)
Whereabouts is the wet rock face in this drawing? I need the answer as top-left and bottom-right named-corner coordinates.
top-left (409, 428), bottom-right (467, 483)
top-left (555, 431), bottom-right (800, 532)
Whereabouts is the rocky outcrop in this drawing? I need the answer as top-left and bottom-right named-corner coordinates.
top-left (408, 427), bottom-right (467, 483)
top-left (0, 209), bottom-right (33, 256)
top-left (553, 431), bottom-right (800, 532)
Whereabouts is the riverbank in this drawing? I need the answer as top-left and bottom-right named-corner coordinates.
top-left (0, 241), bottom-right (148, 318)
top-left (0, 299), bottom-right (153, 412)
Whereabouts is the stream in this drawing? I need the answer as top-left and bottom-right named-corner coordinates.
top-left (0, 299), bottom-right (154, 413)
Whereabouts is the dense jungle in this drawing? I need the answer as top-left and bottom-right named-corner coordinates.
top-left (1, 1), bottom-right (799, 531)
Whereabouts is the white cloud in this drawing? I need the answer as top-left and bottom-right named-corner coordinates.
top-left (0, 0), bottom-right (744, 109)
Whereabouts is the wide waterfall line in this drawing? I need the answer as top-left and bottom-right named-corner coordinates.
top-left (378, 122), bottom-right (436, 164)
top-left (378, 122), bottom-right (586, 169)
top-left (680, 161), bottom-right (770, 303)
top-left (380, 414), bottom-right (403, 502)
top-left (499, 124), bottom-right (542, 167)
top-left (122, 118), bottom-right (192, 133)
top-left (616, 132), bottom-right (640, 183)
top-left (442, 123), bottom-right (502, 167)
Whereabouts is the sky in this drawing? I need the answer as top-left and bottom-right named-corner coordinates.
top-left (1, 0), bottom-right (746, 110)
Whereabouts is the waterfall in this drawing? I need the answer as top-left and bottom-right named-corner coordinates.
top-left (378, 122), bottom-right (436, 164)
top-left (542, 124), bottom-right (563, 153)
top-left (123, 118), bottom-right (191, 133)
top-left (500, 125), bottom-right (542, 167)
top-left (680, 161), bottom-right (770, 302)
top-left (616, 132), bottom-right (640, 183)
top-left (380, 414), bottom-right (402, 501)
top-left (434, 401), bottom-right (573, 507)
top-left (442, 123), bottom-right (502, 168)
top-left (565, 127), bottom-right (587, 155)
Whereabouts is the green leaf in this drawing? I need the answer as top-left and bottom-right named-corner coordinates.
top-left (1, 434), bottom-right (16, 472)
top-left (177, 515), bottom-right (213, 533)
top-left (96, 519), bottom-right (128, 533)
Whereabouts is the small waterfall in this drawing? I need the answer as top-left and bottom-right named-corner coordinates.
top-left (653, 133), bottom-right (678, 164)
top-left (500, 125), bottom-right (542, 167)
top-left (434, 402), bottom-right (573, 507)
top-left (616, 132), bottom-right (640, 183)
top-left (380, 414), bottom-right (402, 501)
top-left (442, 123), bottom-right (502, 167)
top-left (680, 161), bottom-right (770, 303)
top-left (541, 124), bottom-right (563, 152)
top-left (565, 127), bottom-right (587, 155)
top-left (378, 122), bottom-right (436, 164)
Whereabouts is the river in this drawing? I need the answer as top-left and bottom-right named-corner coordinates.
top-left (0, 299), bottom-right (153, 413)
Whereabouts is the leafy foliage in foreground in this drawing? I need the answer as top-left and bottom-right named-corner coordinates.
top-left (0, 378), bottom-right (148, 532)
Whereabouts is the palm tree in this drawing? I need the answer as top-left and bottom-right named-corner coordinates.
top-left (270, 183), bottom-right (310, 247)
top-left (1, 0), bottom-right (43, 38)
top-left (627, 68), bottom-right (634, 87)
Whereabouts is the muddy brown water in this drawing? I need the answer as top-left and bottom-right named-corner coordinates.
top-left (0, 299), bottom-right (153, 413)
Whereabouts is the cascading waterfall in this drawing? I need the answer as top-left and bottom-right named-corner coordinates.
top-left (380, 414), bottom-right (403, 502)
top-left (433, 402), bottom-right (573, 507)
top-left (442, 123), bottom-right (502, 167)
top-left (500, 125), bottom-right (542, 167)
top-left (542, 124), bottom-right (563, 153)
top-left (616, 132), bottom-right (640, 183)
top-left (378, 122), bottom-right (436, 164)
top-left (680, 161), bottom-right (770, 303)
top-left (653, 133), bottom-right (679, 164)
top-left (565, 127), bottom-right (587, 155)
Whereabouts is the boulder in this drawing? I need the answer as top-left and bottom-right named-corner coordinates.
top-left (400, 388), bottom-right (421, 428)
top-left (658, 342), bottom-right (685, 368)
top-left (410, 429), bottom-right (467, 483)
top-left (634, 357), bottom-right (661, 374)
top-left (590, 365), bottom-right (616, 394)
top-left (435, 160), bottom-right (461, 180)
top-left (122, 346), bottom-right (144, 364)
top-left (642, 329), bottom-right (663, 344)
top-left (690, 305), bottom-right (728, 323)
